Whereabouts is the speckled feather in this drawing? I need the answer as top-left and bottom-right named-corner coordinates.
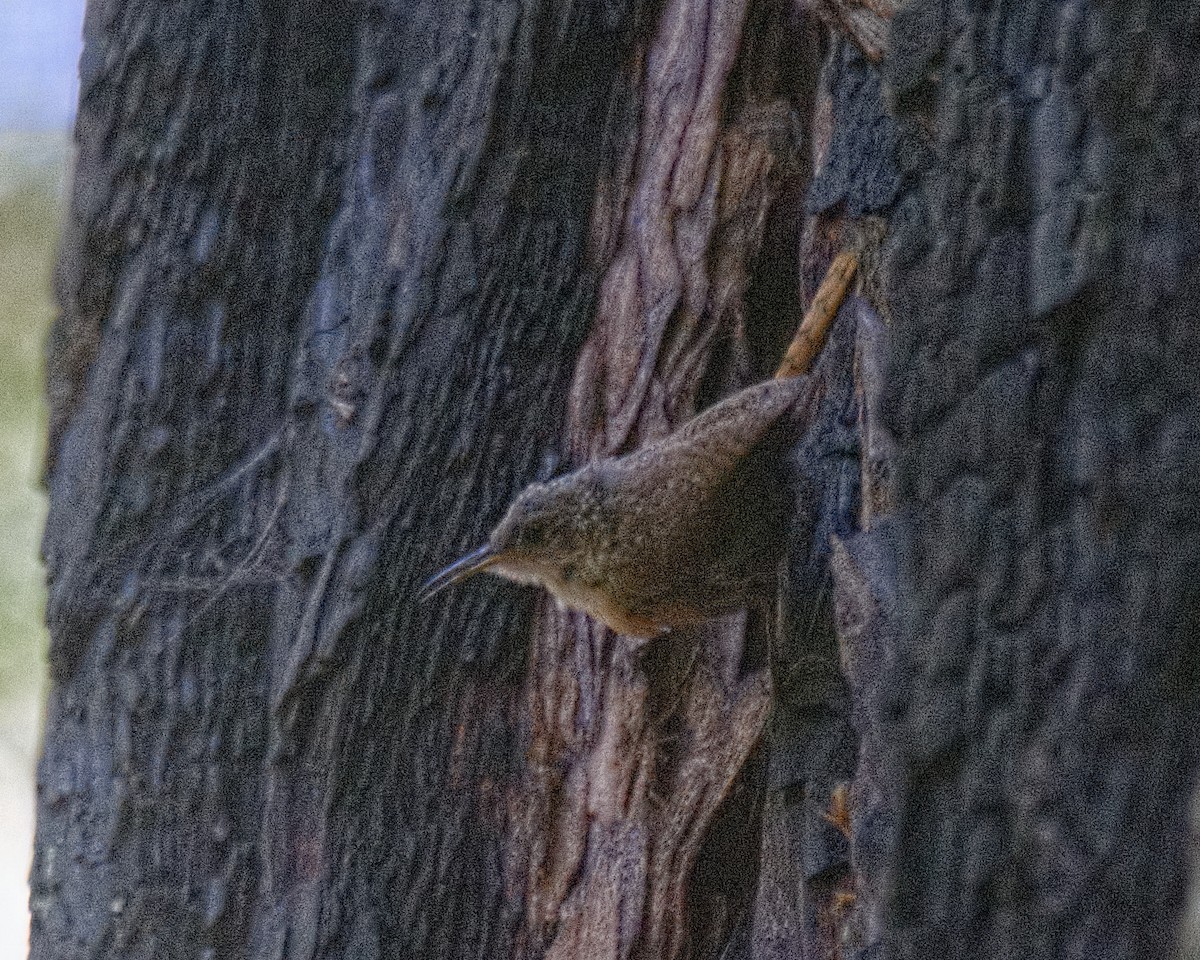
top-left (480, 375), bottom-right (815, 636)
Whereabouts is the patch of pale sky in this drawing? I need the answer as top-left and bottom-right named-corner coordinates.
top-left (0, 0), bottom-right (86, 129)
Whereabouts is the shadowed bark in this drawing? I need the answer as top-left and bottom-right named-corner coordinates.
top-left (31, 0), bottom-right (1200, 959)
top-left (879, 1), bottom-right (1200, 957)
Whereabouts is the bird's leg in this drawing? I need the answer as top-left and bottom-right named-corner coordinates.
top-left (774, 250), bottom-right (859, 379)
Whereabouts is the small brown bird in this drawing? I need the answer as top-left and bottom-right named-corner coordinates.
top-left (419, 376), bottom-right (812, 637)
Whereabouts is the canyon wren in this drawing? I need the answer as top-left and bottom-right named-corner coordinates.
top-left (420, 252), bottom-right (858, 638)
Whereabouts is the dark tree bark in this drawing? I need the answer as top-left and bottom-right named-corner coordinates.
top-left (31, 1), bottom-right (1200, 960)
top-left (878, 2), bottom-right (1200, 957)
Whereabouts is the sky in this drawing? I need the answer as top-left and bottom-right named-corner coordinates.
top-left (0, 0), bottom-right (86, 129)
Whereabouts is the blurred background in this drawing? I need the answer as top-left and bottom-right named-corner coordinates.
top-left (0, 0), bottom-right (86, 953)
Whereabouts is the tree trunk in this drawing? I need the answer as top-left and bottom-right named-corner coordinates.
top-left (878, 2), bottom-right (1200, 957)
top-left (31, 1), bottom-right (1200, 960)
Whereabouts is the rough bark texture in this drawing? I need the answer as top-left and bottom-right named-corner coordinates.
top-left (38, 2), bottom-right (643, 957)
top-left (34, 0), bottom-right (830, 958)
top-left (31, 0), bottom-right (1200, 959)
top-left (879, 1), bottom-right (1200, 958)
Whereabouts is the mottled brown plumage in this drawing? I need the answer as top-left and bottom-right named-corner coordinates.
top-left (420, 376), bottom-right (812, 637)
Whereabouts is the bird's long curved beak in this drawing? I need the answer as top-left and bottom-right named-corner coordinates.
top-left (419, 544), bottom-right (497, 602)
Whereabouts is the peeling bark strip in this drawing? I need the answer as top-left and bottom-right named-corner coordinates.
top-left (510, 2), bottom-right (816, 958)
top-left (573, 0), bottom-right (806, 460)
top-left (512, 611), bottom-right (773, 960)
top-left (574, 0), bottom-right (753, 459)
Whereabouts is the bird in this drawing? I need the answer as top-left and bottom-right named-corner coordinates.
top-left (419, 375), bottom-right (814, 637)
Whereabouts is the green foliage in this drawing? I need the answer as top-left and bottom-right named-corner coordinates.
top-left (0, 137), bottom-right (64, 703)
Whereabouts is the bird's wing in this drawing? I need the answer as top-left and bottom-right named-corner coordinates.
top-left (618, 375), bottom-right (814, 485)
top-left (598, 375), bottom-right (812, 594)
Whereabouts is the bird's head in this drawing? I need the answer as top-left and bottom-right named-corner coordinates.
top-left (419, 469), bottom-right (608, 601)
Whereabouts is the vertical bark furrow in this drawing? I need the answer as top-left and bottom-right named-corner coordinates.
top-left (504, 3), bottom-right (825, 959)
